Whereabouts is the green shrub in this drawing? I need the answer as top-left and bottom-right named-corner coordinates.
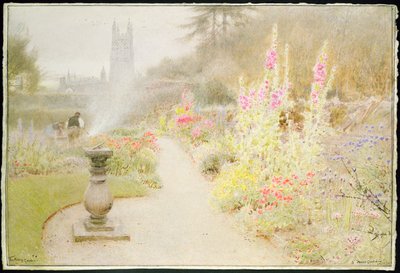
top-left (8, 133), bottom-right (64, 176)
top-left (329, 104), bottom-right (348, 127)
top-left (133, 147), bottom-right (157, 174)
top-left (201, 153), bottom-right (223, 175)
top-left (111, 127), bottom-right (143, 138)
top-left (193, 79), bottom-right (235, 106)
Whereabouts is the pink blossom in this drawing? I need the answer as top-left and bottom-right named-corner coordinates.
top-left (265, 49), bottom-right (277, 70)
top-left (176, 114), bottom-right (194, 125)
top-left (239, 94), bottom-right (251, 111)
top-left (191, 127), bottom-right (202, 139)
top-left (269, 87), bottom-right (286, 109)
top-left (258, 88), bottom-right (266, 101)
top-left (313, 62), bottom-right (327, 86)
top-left (311, 90), bottom-right (319, 104)
top-left (203, 119), bottom-right (215, 128)
top-left (249, 89), bottom-right (256, 98)
top-left (347, 235), bottom-right (362, 246)
top-left (265, 80), bottom-right (269, 91)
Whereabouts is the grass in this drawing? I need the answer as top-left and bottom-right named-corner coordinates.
top-left (6, 172), bottom-right (148, 265)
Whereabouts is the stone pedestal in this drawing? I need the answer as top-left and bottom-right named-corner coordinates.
top-left (73, 147), bottom-right (130, 242)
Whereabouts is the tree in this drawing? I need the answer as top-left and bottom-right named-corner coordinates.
top-left (181, 6), bottom-right (252, 52)
top-left (7, 26), bottom-right (40, 94)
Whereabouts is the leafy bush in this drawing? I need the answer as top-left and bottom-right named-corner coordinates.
top-left (8, 130), bottom-right (64, 176)
top-left (193, 79), bottom-right (235, 106)
top-left (89, 131), bottom-right (159, 176)
top-left (329, 104), bottom-right (348, 127)
top-left (133, 147), bottom-right (157, 174)
top-left (201, 153), bottom-right (222, 175)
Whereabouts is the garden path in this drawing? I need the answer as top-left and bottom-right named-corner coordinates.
top-left (42, 137), bottom-right (287, 267)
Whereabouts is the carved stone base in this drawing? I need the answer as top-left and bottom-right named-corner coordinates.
top-left (73, 218), bottom-right (130, 242)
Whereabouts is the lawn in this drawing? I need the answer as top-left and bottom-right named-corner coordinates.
top-left (6, 172), bottom-right (148, 265)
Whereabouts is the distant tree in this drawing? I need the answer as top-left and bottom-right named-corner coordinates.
top-left (181, 6), bottom-right (252, 52)
top-left (7, 26), bottom-right (40, 94)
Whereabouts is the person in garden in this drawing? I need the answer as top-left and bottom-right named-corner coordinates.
top-left (67, 112), bottom-right (84, 145)
top-left (52, 122), bottom-right (65, 138)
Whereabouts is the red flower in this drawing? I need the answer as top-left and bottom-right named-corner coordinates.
top-left (131, 142), bottom-right (141, 150)
top-left (176, 115), bottom-right (194, 125)
top-left (272, 176), bottom-right (282, 184)
top-left (307, 171), bottom-right (315, 178)
top-left (283, 178), bottom-right (290, 185)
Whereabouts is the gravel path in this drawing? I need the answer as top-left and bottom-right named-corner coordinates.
top-left (43, 137), bottom-right (287, 267)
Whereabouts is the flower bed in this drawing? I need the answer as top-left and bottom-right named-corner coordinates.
top-left (161, 23), bottom-right (393, 266)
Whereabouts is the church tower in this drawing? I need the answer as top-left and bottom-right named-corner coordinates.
top-left (109, 19), bottom-right (135, 86)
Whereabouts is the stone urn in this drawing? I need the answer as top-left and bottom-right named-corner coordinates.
top-left (73, 145), bottom-right (129, 242)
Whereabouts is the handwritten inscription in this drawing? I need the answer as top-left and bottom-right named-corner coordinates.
top-left (9, 255), bottom-right (38, 263)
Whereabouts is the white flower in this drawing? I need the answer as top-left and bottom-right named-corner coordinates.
top-left (332, 212), bottom-right (342, 220)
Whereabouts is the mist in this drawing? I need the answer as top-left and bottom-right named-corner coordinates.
top-left (8, 5), bottom-right (196, 80)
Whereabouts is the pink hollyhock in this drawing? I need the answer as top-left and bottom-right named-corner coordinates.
top-left (311, 90), bottom-right (319, 104)
top-left (239, 94), bottom-right (251, 111)
top-left (269, 88), bottom-right (286, 110)
top-left (313, 62), bottom-right (327, 86)
top-left (258, 88), bottom-right (266, 101)
top-left (265, 49), bottom-right (277, 70)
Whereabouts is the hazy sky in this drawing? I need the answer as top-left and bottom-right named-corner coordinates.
top-left (7, 4), bottom-right (196, 82)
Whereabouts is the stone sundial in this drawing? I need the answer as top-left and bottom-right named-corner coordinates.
top-left (72, 143), bottom-right (130, 242)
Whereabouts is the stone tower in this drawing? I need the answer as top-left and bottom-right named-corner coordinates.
top-left (109, 20), bottom-right (135, 86)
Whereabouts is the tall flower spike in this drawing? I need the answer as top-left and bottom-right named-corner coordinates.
top-left (283, 43), bottom-right (290, 89)
top-left (265, 24), bottom-right (278, 70)
top-left (311, 41), bottom-right (329, 104)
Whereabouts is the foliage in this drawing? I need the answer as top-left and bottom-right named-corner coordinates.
top-left (150, 6), bottom-right (393, 100)
top-left (141, 172), bottom-right (163, 189)
top-left (8, 126), bottom-right (65, 176)
top-left (89, 131), bottom-right (159, 176)
top-left (168, 90), bottom-right (217, 148)
top-left (6, 172), bottom-right (147, 265)
top-left (181, 6), bottom-right (252, 51)
top-left (329, 104), bottom-right (348, 127)
top-left (7, 31), bottom-right (41, 93)
top-left (200, 153), bottom-right (223, 175)
top-left (193, 78), bottom-right (235, 106)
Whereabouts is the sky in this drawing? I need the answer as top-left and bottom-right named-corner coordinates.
top-left (7, 4), bottom-right (196, 85)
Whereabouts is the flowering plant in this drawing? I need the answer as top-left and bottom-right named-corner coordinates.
top-left (89, 131), bottom-right (159, 176)
top-left (8, 122), bottom-right (64, 176)
top-left (211, 24), bottom-right (336, 237)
